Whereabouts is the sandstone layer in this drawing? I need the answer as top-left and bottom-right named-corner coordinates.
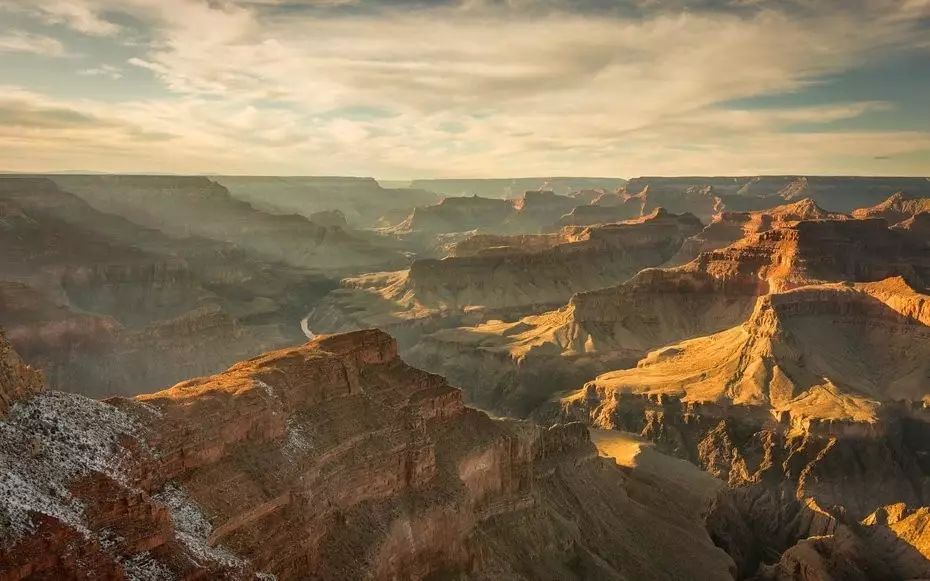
top-left (545, 226), bottom-right (930, 578)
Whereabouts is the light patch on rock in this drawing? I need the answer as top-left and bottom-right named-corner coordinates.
top-left (282, 417), bottom-right (313, 462)
top-left (255, 379), bottom-right (278, 401)
top-left (0, 391), bottom-right (144, 546)
top-left (120, 551), bottom-right (177, 581)
top-left (154, 483), bottom-right (248, 570)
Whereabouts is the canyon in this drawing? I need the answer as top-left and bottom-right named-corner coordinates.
top-left (2, 174), bottom-right (930, 579)
top-left (0, 177), bottom-right (338, 396)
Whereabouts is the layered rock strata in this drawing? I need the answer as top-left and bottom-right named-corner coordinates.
top-left (0, 329), bottom-right (734, 580)
top-left (310, 210), bottom-right (702, 350)
top-left (409, 216), bottom-right (928, 413)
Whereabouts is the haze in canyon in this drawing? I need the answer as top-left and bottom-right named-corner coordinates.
top-left (2, 0), bottom-right (930, 580)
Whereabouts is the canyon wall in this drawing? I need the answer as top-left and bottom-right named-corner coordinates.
top-left (0, 329), bottom-right (734, 580)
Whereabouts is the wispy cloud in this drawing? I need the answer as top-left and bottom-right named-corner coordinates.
top-left (78, 64), bottom-right (122, 79)
top-left (1, 0), bottom-right (120, 36)
top-left (0, 31), bottom-right (65, 56)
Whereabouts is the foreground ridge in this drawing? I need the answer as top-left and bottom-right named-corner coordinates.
top-left (0, 329), bottom-right (733, 580)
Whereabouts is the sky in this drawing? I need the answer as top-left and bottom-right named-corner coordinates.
top-left (0, 0), bottom-right (928, 178)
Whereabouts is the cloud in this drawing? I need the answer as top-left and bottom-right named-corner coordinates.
top-left (78, 64), bottom-right (123, 79)
top-left (0, 0), bottom-right (120, 36)
top-left (0, 31), bottom-right (65, 56)
top-left (0, 0), bottom-right (929, 176)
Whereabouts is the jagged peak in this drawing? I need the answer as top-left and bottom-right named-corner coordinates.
top-left (886, 191), bottom-right (908, 203)
top-left (853, 191), bottom-right (930, 221)
top-left (758, 198), bottom-right (848, 222)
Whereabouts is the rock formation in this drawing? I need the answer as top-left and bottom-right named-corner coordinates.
top-left (309, 210), bottom-right (702, 350)
top-left (4, 173), bottom-right (930, 580)
top-left (566, 278), bottom-right (929, 425)
top-left (396, 195), bottom-right (519, 235)
top-left (0, 331), bottom-right (43, 416)
top-left (558, 204), bottom-right (643, 227)
top-left (0, 329), bottom-right (734, 580)
top-left (408, 213), bottom-right (929, 414)
top-left (667, 198), bottom-right (850, 266)
top-left (553, 279), bottom-right (930, 577)
top-left (543, 219), bottom-right (930, 577)
top-left (851, 191), bottom-right (930, 225)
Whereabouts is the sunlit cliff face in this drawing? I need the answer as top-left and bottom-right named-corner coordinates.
top-left (0, 0), bottom-right (929, 177)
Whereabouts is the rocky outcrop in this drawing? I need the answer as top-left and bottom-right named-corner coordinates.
top-left (0, 331), bottom-right (43, 416)
top-left (507, 189), bottom-right (580, 229)
top-left (405, 209), bottom-right (702, 310)
top-left (748, 502), bottom-right (930, 580)
top-left (557, 381), bottom-right (930, 578)
top-left (894, 212), bottom-right (930, 248)
top-left (397, 195), bottom-right (517, 235)
top-left (0, 329), bottom-right (734, 580)
top-left (623, 183), bottom-right (722, 223)
top-left (0, 281), bottom-right (291, 398)
top-left (447, 231), bottom-right (572, 257)
top-left (308, 209), bottom-right (350, 229)
top-left (852, 191), bottom-right (930, 225)
top-left (668, 198), bottom-right (850, 266)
